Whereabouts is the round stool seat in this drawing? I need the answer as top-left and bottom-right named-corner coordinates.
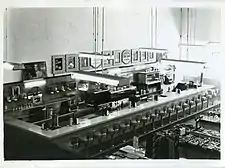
top-left (201, 97), bottom-right (207, 101)
top-left (189, 101), bottom-right (194, 105)
top-left (141, 116), bottom-right (148, 121)
top-left (167, 108), bottom-right (173, 113)
top-left (175, 105), bottom-right (181, 110)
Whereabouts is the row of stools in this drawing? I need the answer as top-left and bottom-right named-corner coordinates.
top-left (68, 88), bottom-right (219, 157)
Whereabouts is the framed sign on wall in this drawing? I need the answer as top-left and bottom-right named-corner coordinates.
top-left (103, 51), bottom-right (114, 68)
top-left (52, 55), bottom-right (66, 75)
top-left (22, 61), bottom-right (47, 80)
top-left (147, 52), bottom-right (157, 63)
top-left (156, 52), bottom-right (163, 62)
top-left (140, 50), bottom-right (147, 63)
top-left (90, 57), bottom-right (102, 69)
top-left (131, 49), bottom-right (140, 64)
top-left (79, 57), bottom-right (90, 70)
top-left (121, 49), bottom-right (132, 65)
top-left (113, 50), bottom-right (122, 66)
top-left (65, 54), bottom-right (78, 72)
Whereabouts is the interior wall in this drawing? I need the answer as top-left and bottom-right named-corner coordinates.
top-left (174, 8), bottom-right (221, 61)
top-left (4, 7), bottom-right (221, 84)
top-left (157, 8), bottom-right (221, 61)
top-left (103, 7), bottom-right (151, 50)
top-left (161, 60), bottom-right (204, 82)
top-left (5, 8), bottom-right (94, 81)
top-left (156, 8), bottom-right (181, 59)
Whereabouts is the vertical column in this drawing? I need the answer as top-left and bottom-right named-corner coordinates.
top-left (96, 7), bottom-right (105, 71)
top-left (96, 7), bottom-right (102, 53)
top-left (179, 8), bottom-right (183, 60)
top-left (4, 8), bottom-right (7, 61)
top-left (186, 8), bottom-right (190, 60)
top-left (93, 7), bottom-right (97, 53)
top-left (150, 8), bottom-right (158, 48)
top-left (93, 7), bottom-right (104, 71)
top-left (149, 8), bottom-right (153, 48)
top-left (98, 7), bottom-right (105, 54)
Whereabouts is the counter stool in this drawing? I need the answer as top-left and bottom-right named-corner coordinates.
top-left (80, 134), bottom-right (94, 156)
top-left (201, 96), bottom-right (207, 109)
top-left (207, 95), bottom-right (213, 105)
top-left (108, 124), bottom-right (119, 146)
top-left (182, 103), bottom-right (188, 116)
top-left (176, 105), bottom-right (181, 119)
top-left (70, 137), bottom-right (80, 149)
top-left (195, 98), bottom-right (201, 111)
top-left (189, 100), bottom-right (194, 114)
top-left (150, 113), bottom-right (156, 129)
top-left (159, 110), bottom-right (165, 126)
top-left (166, 107), bottom-right (172, 123)
top-left (141, 115), bottom-right (148, 133)
top-left (94, 130), bottom-right (107, 143)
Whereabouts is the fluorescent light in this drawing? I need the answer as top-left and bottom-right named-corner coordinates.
top-left (178, 43), bottom-right (204, 47)
top-left (71, 72), bottom-right (119, 86)
top-left (79, 53), bottom-right (114, 60)
top-left (24, 79), bottom-right (46, 88)
top-left (207, 41), bottom-right (220, 44)
top-left (4, 62), bottom-right (14, 70)
top-left (139, 48), bottom-right (168, 53)
top-left (179, 41), bottom-right (221, 47)
top-left (3, 61), bottom-right (25, 70)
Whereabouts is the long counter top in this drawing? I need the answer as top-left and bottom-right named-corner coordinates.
top-left (4, 85), bottom-right (215, 140)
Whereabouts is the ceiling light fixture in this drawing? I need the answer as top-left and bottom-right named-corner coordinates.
top-left (139, 48), bottom-right (168, 53)
top-left (71, 71), bottom-right (129, 86)
top-left (178, 43), bottom-right (205, 47)
top-left (79, 52), bottom-right (114, 60)
top-left (24, 79), bottom-right (46, 88)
